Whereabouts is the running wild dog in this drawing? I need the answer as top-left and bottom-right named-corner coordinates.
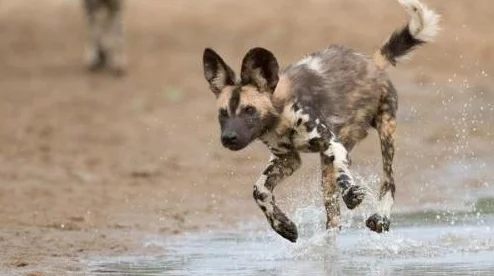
top-left (202, 0), bottom-right (439, 242)
top-left (83, 0), bottom-right (126, 75)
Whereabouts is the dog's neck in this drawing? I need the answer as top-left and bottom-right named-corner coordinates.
top-left (258, 101), bottom-right (309, 154)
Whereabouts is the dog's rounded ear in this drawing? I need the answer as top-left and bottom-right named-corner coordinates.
top-left (203, 48), bottom-right (236, 96)
top-left (240, 47), bottom-right (279, 93)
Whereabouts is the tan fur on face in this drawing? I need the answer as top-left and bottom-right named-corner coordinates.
top-left (238, 85), bottom-right (276, 116)
top-left (215, 86), bottom-right (233, 111)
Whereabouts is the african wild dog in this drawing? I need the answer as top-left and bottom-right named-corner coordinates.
top-left (83, 0), bottom-right (126, 75)
top-left (202, 0), bottom-right (439, 242)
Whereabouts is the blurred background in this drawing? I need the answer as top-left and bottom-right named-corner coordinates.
top-left (0, 0), bottom-right (493, 272)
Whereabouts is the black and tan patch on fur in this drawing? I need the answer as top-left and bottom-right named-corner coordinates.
top-left (380, 25), bottom-right (425, 66)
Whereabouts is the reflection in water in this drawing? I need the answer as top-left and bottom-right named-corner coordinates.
top-left (89, 199), bottom-right (494, 276)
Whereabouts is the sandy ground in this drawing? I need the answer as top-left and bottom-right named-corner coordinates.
top-left (0, 0), bottom-right (493, 274)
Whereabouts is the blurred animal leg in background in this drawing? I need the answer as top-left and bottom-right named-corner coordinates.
top-left (84, 0), bottom-right (106, 71)
top-left (83, 0), bottom-right (126, 75)
top-left (105, 0), bottom-right (126, 76)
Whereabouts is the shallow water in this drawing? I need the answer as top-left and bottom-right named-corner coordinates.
top-left (87, 197), bottom-right (494, 276)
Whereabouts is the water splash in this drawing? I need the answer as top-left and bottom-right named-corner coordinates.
top-left (88, 199), bottom-right (494, 276)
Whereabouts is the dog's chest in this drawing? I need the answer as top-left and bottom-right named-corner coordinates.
top-left (261, 105), bottom-right (330, 154)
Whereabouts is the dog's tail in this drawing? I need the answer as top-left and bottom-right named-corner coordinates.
top-left (373, 0), bottom-right (440, 69)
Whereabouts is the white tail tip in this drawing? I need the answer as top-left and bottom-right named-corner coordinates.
top-left (398, 0), bottom-right (440, 42)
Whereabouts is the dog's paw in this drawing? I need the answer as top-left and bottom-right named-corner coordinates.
top-left (342, 185), bottom-right (365, 209)
top-left (365, 213), bottom-right (390, 233)
top-left (325, 222), bottom-right (342, 232)
top-left (270, 207), bottom-right (298, 242)
top-left (325, 215), bottom-right (341, 231)
top-left (273, 219), bottom-right (298, 243)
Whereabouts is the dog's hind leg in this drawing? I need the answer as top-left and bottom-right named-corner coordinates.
top-left (366, 84), bottom-right (397, 233)
top-left (253, 152), bottom-right (301, 242)
top-left (320, 154), bottom-right (340, 230)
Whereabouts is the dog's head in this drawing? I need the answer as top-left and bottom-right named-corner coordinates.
top-left (202, 48), bottom-right (279, 151)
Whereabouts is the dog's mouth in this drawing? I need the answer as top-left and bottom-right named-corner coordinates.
top-left (223, 143), bottom-right (248, 151)
top-left (220, 131), bottom-right (256, 151)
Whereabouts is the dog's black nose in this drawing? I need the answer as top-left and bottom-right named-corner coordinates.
top-left (221, 131), bottom-right (238, 146)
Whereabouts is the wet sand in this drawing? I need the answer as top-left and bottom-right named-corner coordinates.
top-left (0, 0), bottom-right (493, 274)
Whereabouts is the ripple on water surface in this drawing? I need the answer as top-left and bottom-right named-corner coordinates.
top-left (88, 198), bottom-right (494, 276)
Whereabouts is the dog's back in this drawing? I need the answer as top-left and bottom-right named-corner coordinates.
top-left (275, 45), bottom-right (392, 150)
top-left (272, 0), bottom-right (439, 154)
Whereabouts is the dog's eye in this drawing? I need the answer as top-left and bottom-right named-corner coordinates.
top-left (243, 106), bottom-right (257, 115)
top-left (219, 108), bottom-right (228, 118)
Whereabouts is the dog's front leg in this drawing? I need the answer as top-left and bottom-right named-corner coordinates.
top-left (253, 152), bottom-right (301, 242)
top-left (300, 117), bottom-right (364, 211)
top-left (323, 138), bottom-right (365, 210)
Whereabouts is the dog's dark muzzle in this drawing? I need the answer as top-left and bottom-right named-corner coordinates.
top-left (221, 130), bottom-right (238, 146)
top-left (221, 130), bottom-right (248, 151)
